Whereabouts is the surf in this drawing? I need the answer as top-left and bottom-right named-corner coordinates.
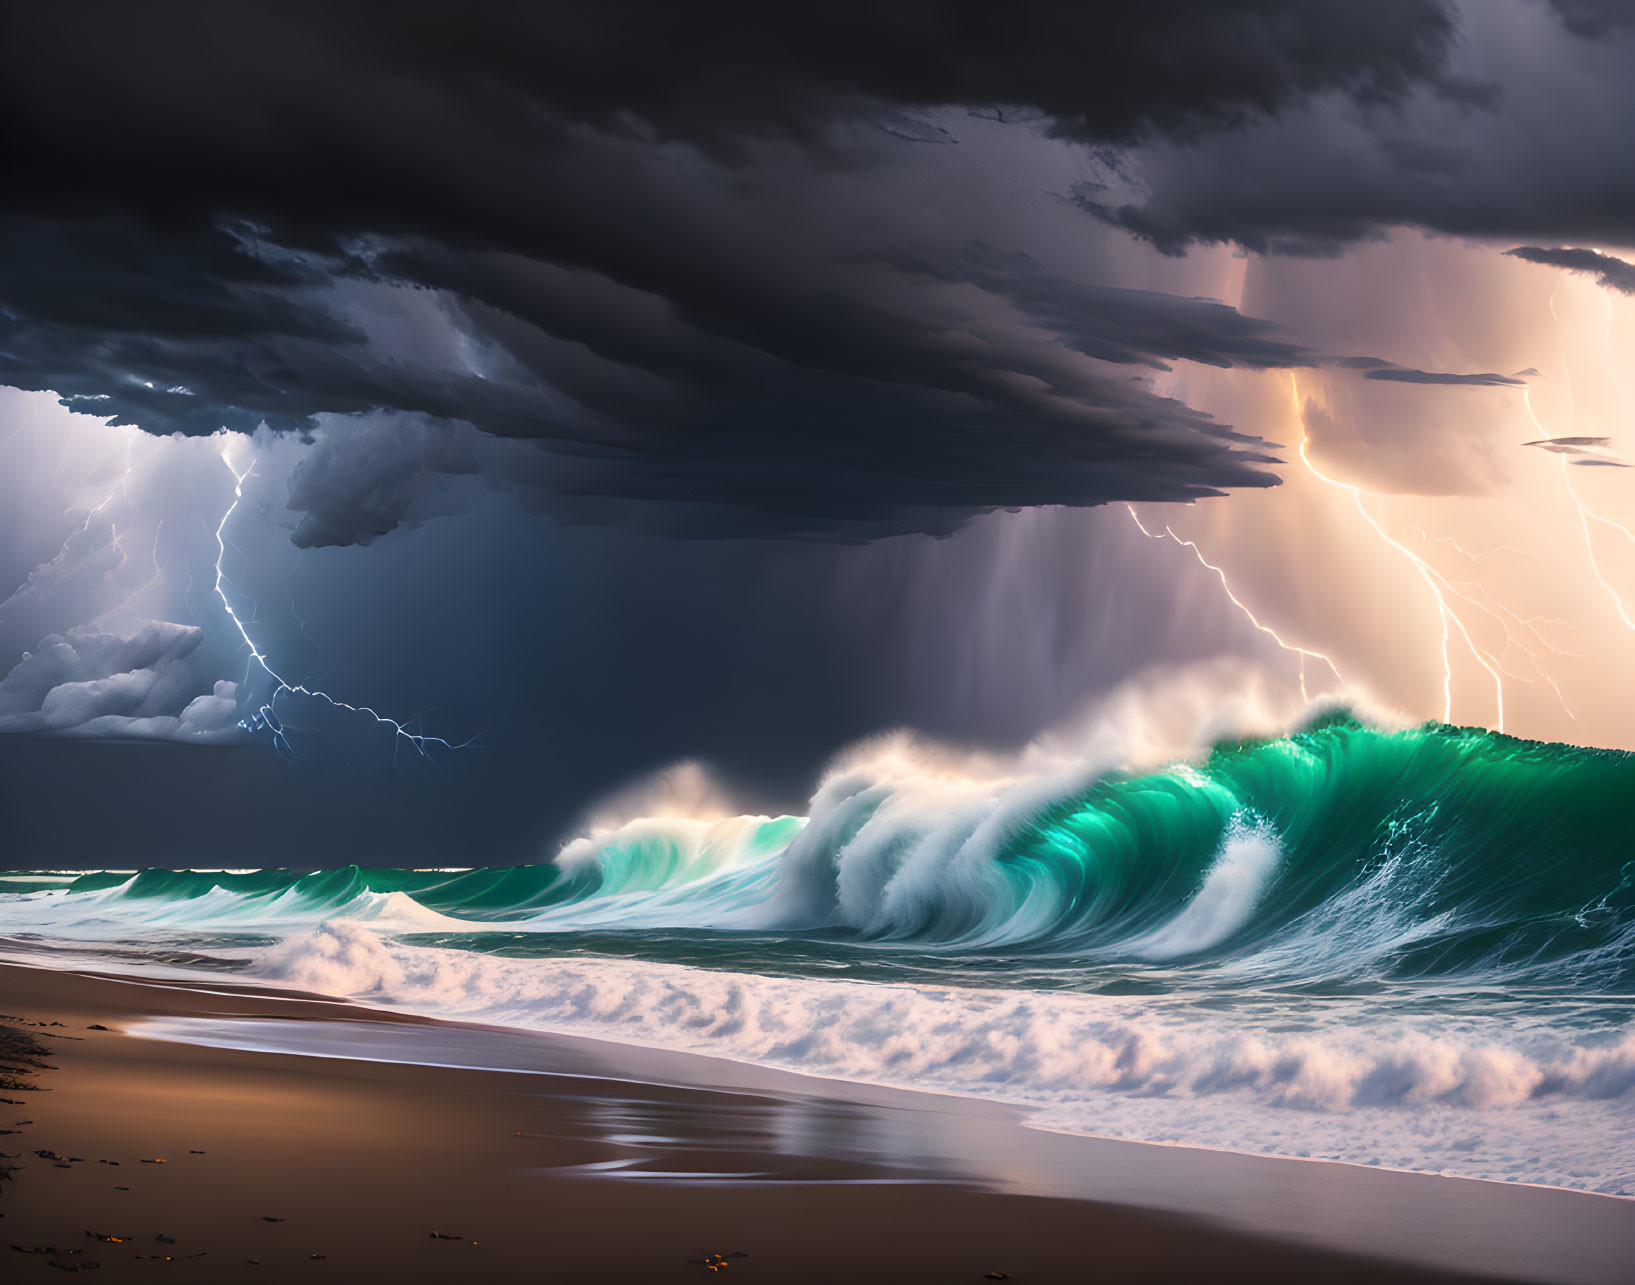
top-left (5, 712), bottom-right (1629, 991)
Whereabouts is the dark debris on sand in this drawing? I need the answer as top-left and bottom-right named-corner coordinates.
top-left (0, 1021), bottom-right (53, 1093)
top-left (1, 1019), bottom-right (57, 1222)
top-left (691, 1250), bottom-right (751, 1272)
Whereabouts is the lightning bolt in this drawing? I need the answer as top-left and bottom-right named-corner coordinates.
top-left (1150, 266), bottom-right (1614, 736)
top-left (0, 435), bottom-right (158, 622)
top-left (1405, 532), bottom-right (1578, 723)
top-left (1530, 283), bottom-right (1635, 632)
top-left (1524, 384), bottom-right (1635, 632)
top-left (1125, 504), bottom-right (1344, 701)
top-left (214, 444), bottom-right (468, 760)
top-left (1290, 375), bottom-right (1506, 730)
top-left (1423, 536), bottom-right (1541, 567)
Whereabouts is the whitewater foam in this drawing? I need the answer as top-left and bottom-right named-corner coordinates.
top-left (242, 921), bottom-right (1635, 1193)
top-left (1129, 814), bottom-right (1281, 959)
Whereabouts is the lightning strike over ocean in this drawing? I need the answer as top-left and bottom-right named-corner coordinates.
top-left (1290, 374), bottom-right (1509, 730)
top-left (1124, 503), bottom-right (1345, 701)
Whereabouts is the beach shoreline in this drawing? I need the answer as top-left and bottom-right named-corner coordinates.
top-left (2, 960), bottom-right (1631, 1283)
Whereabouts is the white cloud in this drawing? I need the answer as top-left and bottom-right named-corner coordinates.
top-left (0, 621), bottom-right (246, 742)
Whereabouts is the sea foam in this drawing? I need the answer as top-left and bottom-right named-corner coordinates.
top-left (249, 920), bottom-right (1635, 1194)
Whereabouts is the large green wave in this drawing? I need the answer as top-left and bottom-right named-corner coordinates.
top-left (18, 715), bottom-right (1635, 988)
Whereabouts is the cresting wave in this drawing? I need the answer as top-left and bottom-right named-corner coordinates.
top-left (753, 711), bottom-right (1635, 986)
top-left (8, 714), bottom-right (1633, 989)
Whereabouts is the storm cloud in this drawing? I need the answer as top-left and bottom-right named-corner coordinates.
top-left (1505, 246), bottom-right (1635, 295)
top-left (0, 0), bottom-right (1523, 543)
top-left (1076, 1), bottom-right (1635, 254)
top-left (1327, 356), bottom-right (1529, 386)
top-left (1362, 368), bottom-right (1526, 387)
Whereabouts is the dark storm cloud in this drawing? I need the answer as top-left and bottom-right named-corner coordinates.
top-left (1545, 0), bottom-right (1635, 38)
top-left (0, 220), bottom-right (591, 442)
top-left (893, 245), bottom-right (1316, 370)
top-left (0, 1), bottom-right (1480, 542)
top-left (0, 220), bottom-right (360, 436)
top-left (1523, 435), bottom-right (1629, 466)
top-left (1076, 1), bottom-right (1635, 255)
top-left (3, 207), bottom-right (1314, 544)
top-left (1362, 368), bottom-right (1525, 387)
top-left (1326, 356), bottom-right (1527, 386)
top-left (1504, 246), bottom-right (1635, 295)
top-left (1525, 435), bottom-right (1614, 447)
top-left (1, 2), bottom-right (1464, 200)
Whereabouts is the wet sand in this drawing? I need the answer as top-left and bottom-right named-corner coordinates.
top-left (2, 960), bottom-right (1630, 1283)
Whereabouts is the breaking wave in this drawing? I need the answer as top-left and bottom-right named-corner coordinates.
top-left (6, 714), bottom-right (1632, 989)
top-left (236, 919), bottom-right (1635, 1191)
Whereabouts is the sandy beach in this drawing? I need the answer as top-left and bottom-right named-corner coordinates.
top-left (0, 960), bottom-right (1629, 1284)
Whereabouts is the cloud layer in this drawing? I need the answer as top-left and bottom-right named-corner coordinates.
top-left (1505, 246), bottom-right (1635, 295)
top-left (0, 2), bottom-right (1625, 546)
top-left (1, 0), bottom-right (1557, 543)
top-left (1077, 2), bottom-right (1635, 254)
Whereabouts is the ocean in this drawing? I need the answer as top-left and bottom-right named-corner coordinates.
top-left (3, 712), bottom-right (1632, 1195)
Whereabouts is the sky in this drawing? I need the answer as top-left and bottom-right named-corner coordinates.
top-left (2, 0), bottom-right (1634, 867)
